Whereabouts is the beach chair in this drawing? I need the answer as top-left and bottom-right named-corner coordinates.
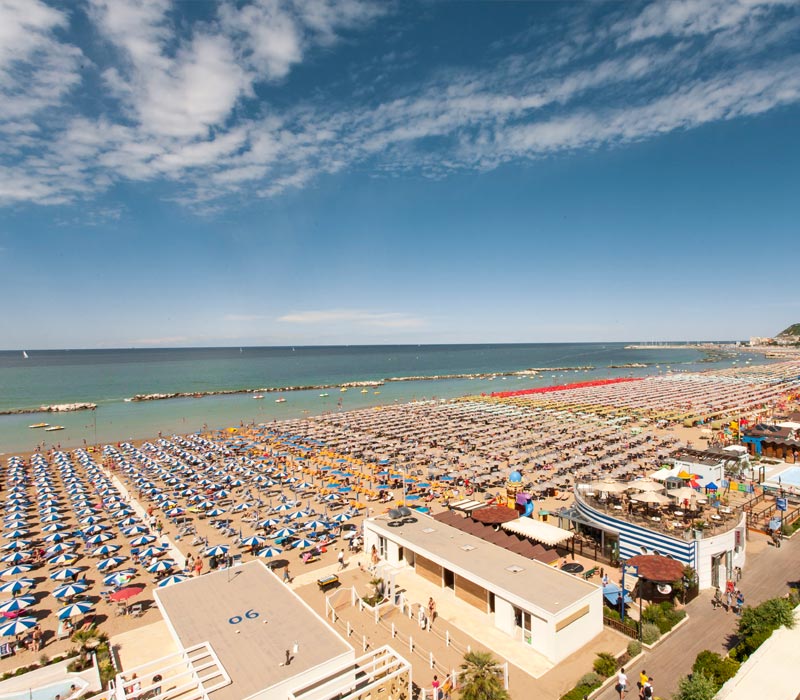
top-left (130, 603), bottom-right (144, 617)
top-left (0, 643), bottom-right (13, 659)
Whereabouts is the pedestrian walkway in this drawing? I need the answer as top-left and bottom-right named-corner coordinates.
top-left (595, 533), bottom-right (800, 699)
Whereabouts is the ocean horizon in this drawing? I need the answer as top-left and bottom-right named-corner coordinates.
top-left (0, 342), bottom-right (761, 453)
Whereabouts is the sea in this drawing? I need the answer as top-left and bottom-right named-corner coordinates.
top-left (0, 343), bottom-right (762, 454)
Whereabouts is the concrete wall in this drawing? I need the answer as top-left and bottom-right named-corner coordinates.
top-left (694, 517), bottom-right (746, 589)
top-left (550, 587), bottom-right (604, 663)
top-left (493, 596), bottom-right (516, 637)
top-left (386, 540), bottom-right (402, 566)
top-left (252, 651), bottom-right (356, 700)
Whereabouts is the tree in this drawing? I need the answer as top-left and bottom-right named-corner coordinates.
top-left (458, 651), bottom-right (510, 700)
top-left (733, 595), bottom-right (796, 661)
top-left (673, 671), bottom-right (717, 700)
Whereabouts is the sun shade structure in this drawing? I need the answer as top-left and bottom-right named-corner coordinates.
top-left (625, 554), bottom-right (685, 582)
top-left (471, 505), bottom-right (520, 525)
top-left (500, 517), bottom-right (574, 546)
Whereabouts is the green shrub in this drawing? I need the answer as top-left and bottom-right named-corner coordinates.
top-left (593, 651), bottom-right (617, 678)
top-left (641, 600), bottom-right (686, 633)
top-left (603, 607), bottom-right (621, 621)
top-left (578, 672), bottom-right (603, 687)
top-left (627, 640), bottom-right (642, 658)
top-left (1, 672), bottom-right (12, 681)
top-left (692, 650), bottom-right (739, 690)
top-left (732, 595), bottom-right (797, 661)
top-left (561, 680), bottom-right (603, 700)
top-left (673, 671), bottom-right (717, 700)
top-left (641, 623), bottom-right (661, 645)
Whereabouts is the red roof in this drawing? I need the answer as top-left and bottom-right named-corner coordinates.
top-left (471, 506), bottom-right (519, 524)
top-left (626, 554), bottom-right (684, 582)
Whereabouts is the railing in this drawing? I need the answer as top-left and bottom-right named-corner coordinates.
top-left (602, 616), bottom-right (638, 639)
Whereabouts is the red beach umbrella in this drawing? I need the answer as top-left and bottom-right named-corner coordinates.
top-left (108, 585), bottom-right (144, 602)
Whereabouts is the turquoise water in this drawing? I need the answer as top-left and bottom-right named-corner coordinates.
top-left (0, 678), bottom-right (86, 700)
top-left (0, 344), bottom-right (758, 453)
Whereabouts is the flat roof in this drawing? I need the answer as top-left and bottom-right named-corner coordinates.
top-left (367, 515), bottom-right (597, 616)
top-left (154, 561), bottom-right (353, 700)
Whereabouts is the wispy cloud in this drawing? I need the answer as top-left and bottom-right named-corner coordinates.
top-left (224, 313), bottom-right (268, 322)
top-left (0, 0), bottom-right (798, 208)
top-left (133, 335), bottom-right (189, 345)
top-left (278, 310), bottom-right (426, 328)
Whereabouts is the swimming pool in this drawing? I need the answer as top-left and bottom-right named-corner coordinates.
top-left (768, 465), bottom-right (800, 488)
top-left (0, 678), bottom-right (87, 700)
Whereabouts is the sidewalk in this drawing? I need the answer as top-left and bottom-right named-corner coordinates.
top-left (595, 533), bottom-right (800, 699)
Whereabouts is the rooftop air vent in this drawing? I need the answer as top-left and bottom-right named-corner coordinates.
top-left (505, 565), bottom-right (524, 573)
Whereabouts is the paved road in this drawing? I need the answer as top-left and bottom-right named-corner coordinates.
top-left (596, 533), bottom-right (799, 699)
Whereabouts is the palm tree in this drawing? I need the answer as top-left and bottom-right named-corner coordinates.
top-left (458, 651), bottom-right (510, 700)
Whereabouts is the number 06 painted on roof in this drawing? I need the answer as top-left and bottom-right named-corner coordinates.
top-left (228, 609), bottom-right (259, 624)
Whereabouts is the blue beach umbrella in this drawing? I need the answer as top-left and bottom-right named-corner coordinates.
top-left (49, 552), bottom-right (79, 566)
top-left (0, 617), bottom-right (37, 637)
top-left (46, 543), bottom-right (73, 555)
top-left (240, 536), bottom-right (266, 548)
top-left (258, 518), bottom-right (280, 528)
top-left (50, 567), bottom-right (82, 581)
top-left (52, 582), bottom-right (88, 599)
top-left (93, 544), bottom-right (121, 557)
top-left (158, 574), bottom-right (188, 588)
top-left (147, 559), bottom-right (175, 574)
top-left (291, 538), bottom-right (316, 549)
top-left (57, 601), bottom-right (93, 620)
top-left (206, 508), bottom-right (227, 518)
top-left (204, 545), bottom-right (229, 557)
top-left (0, 552), bottom-right (28, 564)
top-left (97, 556), bottom-right (127, 572)
top-left (0, 579), bottom-right (34, 596)
top-left (0, 596), bottom-right (35, 613)
top-left (272, 528), bottom-right (296, 539)
top-left (129, 535), bottom-right (155, 546)
top-left (86, 533), bottom-right (113, 544)
top-left (0, 565), bottom-right (32, 578)
top-left (256, 546), bottom-right (283, 558)
top-left (103, 571), bottom-right (134, 587)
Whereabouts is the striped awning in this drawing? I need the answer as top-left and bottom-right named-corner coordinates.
top-left (501, 517), bottom-right (574, 546)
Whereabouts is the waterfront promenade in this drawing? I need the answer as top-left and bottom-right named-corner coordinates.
top-left (595, 532), bottom-right (799, 699)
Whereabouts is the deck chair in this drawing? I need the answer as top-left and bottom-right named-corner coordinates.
top-left (0, 642), bottom-right (13, 659)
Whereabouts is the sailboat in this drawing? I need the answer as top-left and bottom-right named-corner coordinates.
top-left (22, 351), bottom-right (29, 359)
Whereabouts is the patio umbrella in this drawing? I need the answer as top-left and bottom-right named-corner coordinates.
top-left (122, 526), bottom-right (149, 536)
top-left (206, 508), bottom-right (227, 518)
top-left (628, 479), bottom-right (665, 492)
top-left (57, 601), bottom-right (93, 620)
top-left (0, 565), bottom-right (32, 578)
top-left (291, 538), bottom-right (316, 549)
top-left (157, 574), bottom-right (188, 588)
top-left (52, 583), bottom-right (88, 599)
top-left (630, 492), bottom-right (672, 506)
top-left (256, 546), bottom-right (283, 558)
top-left (129, 535), bottom-right (155, 546)
top-left (0, 596), bottom-right (35, 613)
top-left (669, 486), bottom-right (699, 501)
top-left (49, 553), bottom-right (79, 566)
top-left (272, 528), bottom-right (296, 539)
top-left (595, 480), bottom-right (628, 494)
top-left (93, 544), bottom-right (121, 557)
top-left (108, 585), bottom-right (144, 603)
top-left (86, 533), bottom-right (113, 544)
top-left (103, 571), bottom-right (133, 587)
top-left (0, 617), bottom-right (37, 637)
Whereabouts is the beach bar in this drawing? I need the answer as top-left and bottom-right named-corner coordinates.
top-left (363, 514), bottom-right (602, 664)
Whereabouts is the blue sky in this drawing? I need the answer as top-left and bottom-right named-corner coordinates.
top-left (1, 0), bottom-right (799, 349)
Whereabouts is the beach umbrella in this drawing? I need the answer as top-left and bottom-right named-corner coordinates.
top-left (57, 601), bottom-right (93, 620)
top-left (147, 559), bottom-right (175, 574)
top-left (93, 544), bottom-right (121, 557)
top-left (138, 546), bottom-right (162, 560)
top-left (50, 567), bottom-right (82, 581)
top-left (240, 536), bottom-right (267, 548)
top-left (0, 617), bottom-right (37, 637)
top-left (630, 492), bottom-right (671, 506)
top-left (43, 533), bottom-right (65, 543)
top-left (204, 545), bottom-right (229, 557)
top-left (303, 520), bottom-right (329, 531)
top-left (291, 538), bottom-right (316, 549)
top-left (2, 541), bottom-right (31, 551)
top-left (103, 571), bottom-right (133, 587)
top-left (97, 556), bottom-right (127, 572)
top-left (287, 510), bottom-right (308, 520)
top-left (3, 530), bottom-right (30, 539)
top-left (129, 535), bottom-right (155, 546)
top-left (272, 528), bottom-right (296, 539)
top-left (0, 580), bottom-right (34, 596)
top-left (122, 525), bottom-right (149, 536)
top-left (628, 479), bottom-right (665, 493)
top-left (206, 508), bottom-right (227, 517)
top-left (0, 565), bottom-right (32, 578)
top-left (258, 518), bottom-right (280, 528)
top-left (232, 503), bottom-right (251, 512)
top-left (0, 553), bottom-right (28, 565)
top-left (52, 583), bottom-right (88, 599)
top-left (256, 546), bottom-right (283, 558)
top-left (157, 574), bottom-right (188, 588)
top-left (0, 596), bottom-right (34, 613)
top-left (108, 585), bottom-right (144, 603)
top-left (86, 533), bottom-right (113, 545)
top-left (45, 544), bottom-right (73, 555)
top-left (42, 523), bottom-right (67, 532)
top-left (49, 553), bottom-right (79, 566)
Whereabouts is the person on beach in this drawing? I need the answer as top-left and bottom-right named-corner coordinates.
top-left (283, 565), bottom-right (291, 583)
top-left (428, 597), bottom-right (436, 628)
top-left (338, 549), bottom-right (345, 570)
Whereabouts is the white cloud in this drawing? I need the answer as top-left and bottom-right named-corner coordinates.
top-left (0, 0), bottom-right (798, 209)
top-left (278, 310), bottom-right (426, 328)
top-left (224, 313), bottom-right (268, 322)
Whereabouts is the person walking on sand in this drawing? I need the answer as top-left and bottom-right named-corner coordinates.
top-left (338, 549), bottom-right (345, 570)
top-left (428, 597), bottom-right (436, 629)
top-left (283, 565), bottom-right (291, 583)
top-left (616, 667), bottom-right (628, 699)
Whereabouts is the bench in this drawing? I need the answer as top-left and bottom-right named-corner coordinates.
top-left (317, 575), bottom-right (340, 592)
top-left (583, 567), bottom-right (598, 580)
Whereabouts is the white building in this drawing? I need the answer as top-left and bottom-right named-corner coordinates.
top-left (364, 514), bottom-right (603, 664)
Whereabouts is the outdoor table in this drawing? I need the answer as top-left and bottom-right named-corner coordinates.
top-left (584, 492), bottom-right (596, 497)
top-left (719, 507), bottom-right (732, 514)
top-left (674, 510), bottom-right (684, 517)
top-left (560, 562), bottom-right (584, 574)
top-left (650, 516), bottom-right (661, 522)
top-left (711, 514), bottom-right (722, 521)
top-left (697, 499), bottom-right (708, 505)
top-left (317, 574), bottom-right (339, 592)
top-left (613, 505), bottom-right (622, 511)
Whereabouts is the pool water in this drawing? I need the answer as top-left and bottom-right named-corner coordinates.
top-left (770, 466), bottom-right (800, 488)
top-left (0, 678), bottom-right (87, 700)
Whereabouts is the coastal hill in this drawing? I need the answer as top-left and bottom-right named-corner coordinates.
top-left (777, 323), bottom-right (800, 337)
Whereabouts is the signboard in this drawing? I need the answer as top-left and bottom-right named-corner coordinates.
top-left (623, 564), bottom-right (639, 578)
top-left (776, 498), bottom-right (788, 512)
